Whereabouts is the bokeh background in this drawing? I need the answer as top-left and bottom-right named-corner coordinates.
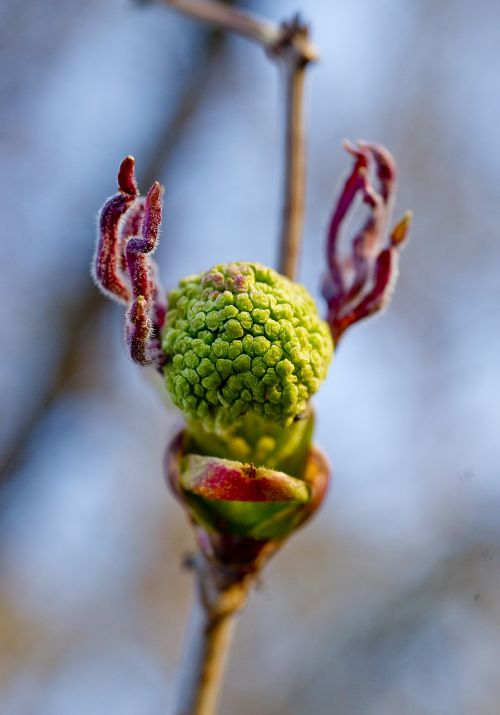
top-left (1, 0), bottom-right (499, 713)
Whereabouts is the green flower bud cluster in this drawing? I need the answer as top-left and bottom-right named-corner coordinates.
top-left (161, 262), bottom-right (333, 430)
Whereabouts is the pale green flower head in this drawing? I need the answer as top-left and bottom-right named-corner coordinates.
top-left (161, 262), bottom-right (333, 431)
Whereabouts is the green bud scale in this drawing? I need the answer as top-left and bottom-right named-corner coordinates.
top-left (161, 262), bottom-right (333, 430)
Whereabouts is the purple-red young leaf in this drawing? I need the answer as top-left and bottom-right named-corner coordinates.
top-left (126, 296), bottom-right (153, 366)
top-left (323, 141), bottom-right (411, 343)
top-left (94, 158), bottom-right (167, 369)
top-left (93, 156), bottom-right (141, 303)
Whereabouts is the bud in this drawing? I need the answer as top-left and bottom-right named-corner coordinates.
top-left (162, 262), bottom-right (333, 431)
top-left (166, 428), bottom-right (330, 552)
top-left (93, 148), bottom-right (410, 552)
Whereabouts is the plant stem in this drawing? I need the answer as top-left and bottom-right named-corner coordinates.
top-left (159, 3), bottom-right (319, 711)
top-left (158, 0), bottom-right (317, 281)
top-left (173, 552), bottom-right (252, 715)
top-left (278, 60), bottom-right (307, 281)
top-left (174, 596), bottom-right (236, 715)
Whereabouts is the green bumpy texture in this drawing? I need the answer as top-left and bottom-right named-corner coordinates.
top-left (161, 262), bottom-right (333, 430)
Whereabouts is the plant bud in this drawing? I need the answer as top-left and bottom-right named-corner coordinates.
top-left (162, 262), bottom-right (333, 430)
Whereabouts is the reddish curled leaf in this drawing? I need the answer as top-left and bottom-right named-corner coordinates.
top-left (181, 455), bottom-right (309, 503)
top-left (126, 296), bottom-right (152, 366)
top-left (118, 197), bottom-right (145, 271)
top-left (94, 158), bottom-right (167, 369)
top-left (323, 141), bottom-right (411, 344)
top-left (126, 182), bottom-right (162, 302)
top-left (150, 261), bottom-right (167, 334)
top-left (324, 144), bottom-right (368, 306)
top-left (93, 156), bottom-right (139, 303)
top-left (117, 155), bottom-right (139, 197)
top-left (124, 181), bottom-right (166, 367)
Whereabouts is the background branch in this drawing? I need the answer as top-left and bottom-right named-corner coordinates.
top-left (157, 0), bottom-right (277, 47)
top-left (159, 0), bottom-right (318, 280)
top-left (278, 57), bottom-right (307, 280)
top-left (0, 22), bottom-right (229, 496)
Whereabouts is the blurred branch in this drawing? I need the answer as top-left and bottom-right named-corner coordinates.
top-left (141, 24), bottom-right (228, 189)
top-left (158, 0), bottom-right (318, 280)
top-left (0, 22), bottom-right (230, 493)
top-left (156, 0), bottom-right (277, 47)
top-left (157, 0), bottom-right (317, 61)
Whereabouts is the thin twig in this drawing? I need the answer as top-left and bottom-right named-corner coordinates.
top-left (278, 59), bottom-right (307, 280)
top-left (174, 600), bottom-right (235, 715)
top-left (174, 553), bottom-right (252, 715)
top-left (158, 0), bottom-right (318, 280)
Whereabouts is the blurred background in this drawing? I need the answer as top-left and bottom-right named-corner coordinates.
top-left (1, 0), bottom-right (499, 713)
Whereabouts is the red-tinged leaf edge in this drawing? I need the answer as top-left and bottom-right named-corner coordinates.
top-left (180, 455), bottom-right (310, 503)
